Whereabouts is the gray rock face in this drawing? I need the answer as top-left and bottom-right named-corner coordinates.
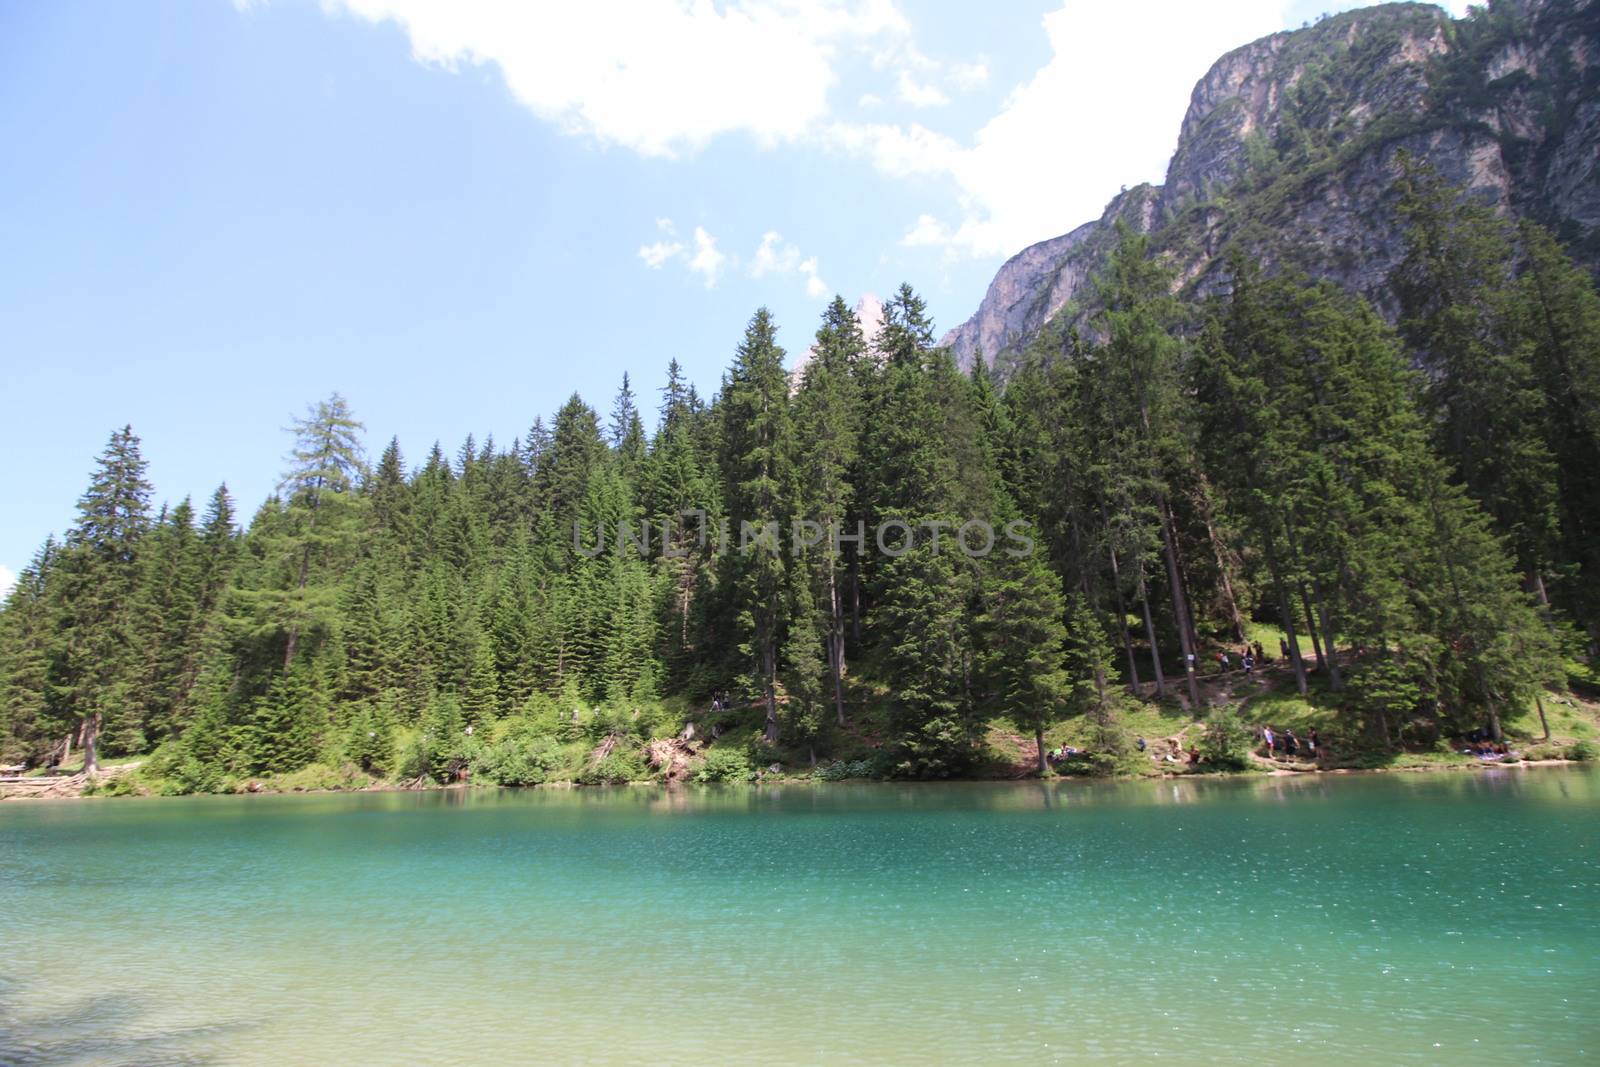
top-left (941, 0), bottom-right (1600, 373)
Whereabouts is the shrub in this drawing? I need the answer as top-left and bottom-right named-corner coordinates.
top-left (814, 759), bottom-right (875, 781)
top-left (1567, 739), bottom-right (1597, 763)
top-left (342, 695), bottom-right (398, 776)
top-left (1198, 709), bottom-right (1255, 771)
top-left (256, 761), bottom-right (369, 793)
top-left (473, 733), bottom-right (561, 786)
top-left (577, 750), bottom-right (647, 786)
top-left (694, 747), bottom-right (753, 783)
top-left (83, 772), bottom-right (143, 797)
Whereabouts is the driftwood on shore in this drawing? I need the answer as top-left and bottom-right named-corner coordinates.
top-left (645, 737), bottom-right (698, 782)
top-left (0, 762), bottom-right (141, 799)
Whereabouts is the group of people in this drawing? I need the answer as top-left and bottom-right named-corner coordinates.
top-left (1260, 725), bottom-right (1321, 761)
top-left (1138, 736), bottom-right (1201, 766)
top-left (708, 691), bottom-right (735, 713)
top-left (1216, 641), bottom-right (1269, 676)
top-left (1461, 729), bottom-right (1517, 760)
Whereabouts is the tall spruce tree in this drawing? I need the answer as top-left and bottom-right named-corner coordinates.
top-left (719, 308), bottom-right (793, 744)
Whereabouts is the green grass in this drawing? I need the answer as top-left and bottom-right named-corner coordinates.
top-left (23, 752), bottom-right (146, 777)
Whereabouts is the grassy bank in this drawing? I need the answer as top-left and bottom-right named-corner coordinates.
top-left (15, 656), bottom-right (1596, 800)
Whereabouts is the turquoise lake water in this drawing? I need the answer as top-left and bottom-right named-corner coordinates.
top-left (1, 769), bottom-right (1596, 1065)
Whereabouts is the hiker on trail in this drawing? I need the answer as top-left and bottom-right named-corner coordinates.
top-left (1285, 730), bottom-right (1299, 757)
top-left (1187, 746), bottom-right (1200, 766)
top-left (1253, 641), bottom-right (1265, 663)
top-left (1262, 725), bottom-right (1276, 756)
top-left (1279, 637), bottom-right (1291, 660)
top-left (1242, 653), bottom-right (1255, 676)
top-left (1137, 737), bottom-right (1147, 752)
top-left (1308, 728), bottom-right (1321, 759)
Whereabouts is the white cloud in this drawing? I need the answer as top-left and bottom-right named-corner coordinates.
top-left (838, 0), bottom-right (1475, 258)
top-left (823, 120), bottom-right (961, 179)
top-left (635, 218), bottom-right (727, 286)
top-left (326, 0), bottom-right (918, 157)
top-left (638, 217), bottom-right (684, 267)
top-left (828, 1), bottom-right (1298, 257)
top-left (899, 213), bottom-right (953, 249)
top-left (896, 70), bottom-right (948, 108)
top-left (800, 256), bottom-right (829, 298)
top-left (0, 565), bottom-right (15, 603)
top-left (751, 231), bottom-right (802, 277)
top-left (948, 59), bottom-right (988, 90)
top-left (745, 232), bottom-right (830, 296)
top-left (638, 240), bottom-right (683, 268)
top-left (688, 227), bottom-right (726, 287)
top-left (319, 0), bottom-right (1468, 267)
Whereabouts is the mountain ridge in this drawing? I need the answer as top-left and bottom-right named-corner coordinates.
top-left (941, 0), bottom-right (1600, 372)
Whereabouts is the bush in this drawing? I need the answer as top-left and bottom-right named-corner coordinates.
top-left (342, 695), bottom-right (398, 776)
top-left (1198, 709), bottom-right (1255, 771)
top-left (577, 750), bottom-right (647, 786)
top-left (1567, 739), bottom-right (1597, 762)
top-left (814, 758), bottom-right (875, 781)
top-left (694, 747), bottom-right (753, 783)
top-left (82, 772), bottom-right (143, 797)
top-left (473, 732), bottom-right (561, 786)
top-left (255, 761), bottom-right (370, 793)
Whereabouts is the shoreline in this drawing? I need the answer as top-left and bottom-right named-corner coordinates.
top-left (3, 752), bottom-right (1589, 802)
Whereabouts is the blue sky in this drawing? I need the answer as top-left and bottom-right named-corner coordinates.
top-left (0, 0), bottom-right (1465, 595)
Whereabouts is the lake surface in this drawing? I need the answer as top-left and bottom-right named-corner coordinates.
top-left (1, 770), bottom-right (1596, 1065)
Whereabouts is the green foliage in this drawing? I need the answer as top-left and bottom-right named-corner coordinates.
top-left (693, 747), bottom-right (754, 783)
top-left (813, 758), bottom-right (877, 781)
top-left (6, 186), bottom-right (1599, 786)
top-left (473, 724), bottom-right (562, 786)
top-left (1197, 709), bottom-right (1255, 771)
top-left (577, 749), bottom-right (648, 786)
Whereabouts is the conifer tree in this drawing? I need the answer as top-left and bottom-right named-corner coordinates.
top-left (795, 296), bottom-right (864, 724)
top-left (1392, 156), bottom-right (1560, 596)
top-left (978, 542), bottom-right (1072, 774)
top-left (51, 425), bottom-right (154, 771)
top-left (719, 308), bottom-right (793, 744)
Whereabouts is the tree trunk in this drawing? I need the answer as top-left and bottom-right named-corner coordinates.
top-left (1298, 583), bottom-right (1325, 672)
top-left (1486, 700), bottom-right (1503, 743)
top-left (1311, 578), bottom-right (1342, 692)
top-left (81, 712), bottom-right (101, 776)
top-left (1139, 580), bottom-right (1166, 698)
top-left (848, 560), bottom-right (862, 646)
top-left (1262, 526), bottom-right (1308, 696)
top-left (1107, 546), bottom-right (1141, 694)
top-left (1199, 480), bottom-right (1247, 643)
top-left (1159, 507), bottom-right (1202, 711)
top-left (1535, 694), bottom-right (1551, 742)
top-left (761, 635), bottom-right (779, 746)
top-left (828, 566), bottom-right (846, 726)
top-left (283, 539), bottom-right (315, 669)
top-left (1036, 726), bottom-right (1048, 776)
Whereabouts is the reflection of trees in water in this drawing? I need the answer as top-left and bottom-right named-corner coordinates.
top-left (0, 985), bottom-right (248, 1066)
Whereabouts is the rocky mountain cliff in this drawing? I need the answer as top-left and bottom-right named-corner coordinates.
top-left (941, 0), bottom-right (1600, 373)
